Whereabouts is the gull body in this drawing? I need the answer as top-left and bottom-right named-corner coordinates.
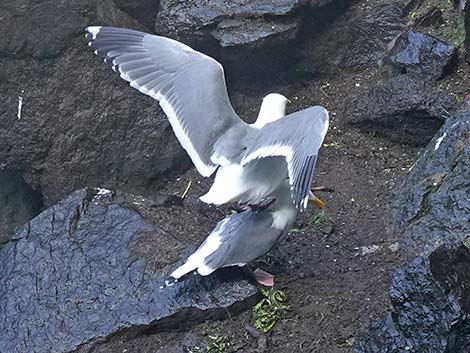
top-left (85, 27), bottom-right (329, 209)
top-left (164, 181), bottom-right (296, 286)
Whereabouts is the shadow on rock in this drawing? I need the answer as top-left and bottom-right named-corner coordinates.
top-left (0, 170), bottom-right (43, 244)
top-left (344, 75), bottom-right (456, 146)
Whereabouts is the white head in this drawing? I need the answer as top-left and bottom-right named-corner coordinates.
top-left (252, 93), bottom-right (290, 129)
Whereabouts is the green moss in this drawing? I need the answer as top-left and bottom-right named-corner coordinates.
top-left (409, 0), bottom-right (466, 47)
top-left (311, 211), bottom-right (331, 230)
top-left (252, 288), bottom-right (290, 333)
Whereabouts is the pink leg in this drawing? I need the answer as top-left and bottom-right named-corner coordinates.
top-left (252, 268), bottom-right (275, 287)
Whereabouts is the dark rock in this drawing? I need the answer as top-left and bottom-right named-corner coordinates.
top-left (0, 170), bottom-right (43, 244)
top-left (390, 110), bottom-right (470, 256)
top-left (344, 75), bottom-right (456, 145)
top-left (402, 0), bottom-right (424, 18)
top-left (299, 2), bottom-right (407, 75)
top-left (0, 188), bottom-right (257, 353)
top-left (309, 0), bottom-right (336, 7)
top-left (155, 0), bottom-right (304, 49)
top-left (0, 0), bottom-right (137, 59)
top-left (0, 0), bottom-right (190, 206)
top-left (212, 16), bottom-right (301, 49)
top-left (153, 0), bottom-right (337, 83)
top-left (416, 8), bottom-right (444, 28)
top-left (465, 1), bottom-right (470, 59)
top-left (384, 30), bottom-right (457, 81)
top-left (355, 244), bottom-right (470, 353)
top-left (113, 0), bottom-right (160, 29)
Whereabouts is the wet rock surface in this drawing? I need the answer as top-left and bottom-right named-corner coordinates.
top-left (390, 109), bottom-right (470, 256)
top-left (0, 170), bottom-right (42, 244)
top-left (344, 75), bottom-right (455, 145)
top-left (0, 0), bottom-right (137, 59)
top-left (0, 0), bottom-right (189, 206)
top-left (299, 2), bottom-right (406, 75)
top-left (153, 0), bottom-right (315, 82)
top-left (0, 188), bottom-right (257, 353)
top-left (114, 0), bottom-right (159, 29)
top-left (154, 0), bottom-right (305, 48)
top-left (355, 107), bottom-right (470, 352)
top-left (384, 30), bottom-right (457, 81)
top-left (355, 244), bottom-right (470, 353)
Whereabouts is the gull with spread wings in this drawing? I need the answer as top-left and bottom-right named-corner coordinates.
top-left (85, 26), bottom-right (329, 209)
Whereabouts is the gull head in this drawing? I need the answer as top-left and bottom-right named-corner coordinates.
top-left (252, 93), bottom-right (290, 128)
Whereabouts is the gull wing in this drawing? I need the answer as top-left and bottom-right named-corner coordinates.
top-left (85, 26), bottom-right (245, 177)
top-left (240, 106), bottom-right (329, 209)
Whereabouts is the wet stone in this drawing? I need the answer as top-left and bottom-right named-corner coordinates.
top-left (155, 0), bottom-right (305, 49)
top-left (390, 109), bottom-right (470, 256)
top-left (0, 188), bottom-right (257, 353)
top-left (384, 30), bottom-right (457, 81)
top-left (355, 244), bottom-right (470, 353)
top-left (0, 0), bottom-right (189, 207)
top-left (344, 75), bottom-right (455, 145)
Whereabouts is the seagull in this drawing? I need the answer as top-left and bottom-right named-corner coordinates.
top-left (85, 26), bottom-right (329, 209)
top-left (162, 180), bottom-right (300, 288)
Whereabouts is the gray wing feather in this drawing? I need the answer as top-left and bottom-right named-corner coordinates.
top-left (203, 210), bottom-right (280, 270)
top-left (86, 26), bottom-right (245, 177)
top-left (241, 106), bottom-right (329, 209)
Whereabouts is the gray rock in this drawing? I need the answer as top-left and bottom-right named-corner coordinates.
top-left (212, 16), bottom-right (301, 49)
top-left (113, 0), bottom-right (160, 29)
top-left (389, 109), bottom-right (470, 256)
top-left (299, 2), bottom-right (407, 74)
top-left (0, 0), bottom-right (190, 206)
top-left (0, 188), bottom-right (257, 353)
top-left (155, 0), bottom-right (304, 48)
top-left (354, 103), bottom-right (470, 353)
top-left (0, 170), bottom-right (42, 244)
top-left (309, 0), bottom-right (336, 7)
top-left (465, 1), bottom-right (470, 60)
top-left (344, 75), bottom-right (456, 145)
top-left (355, 244), bottom-right (470, 353)
top-left (0, 0), bottom-right (137, 59)
top-left (384, 30), bottom-right (457, 81)
top-left (415, 7), bottom-right (444, 28)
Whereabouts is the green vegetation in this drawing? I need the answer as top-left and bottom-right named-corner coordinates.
top-left (289, 227), bottom-right (301, 234)
top-left (440, 15), bottom-right (466, 47)
top-left (190, 334), bottom-right (231, 353)
top-left (205, 335), bottom-right (231, 353)
top-left (439, 105), bottom-right (452, 119)
top-left (409, 0), bottom-right (466, 47)
top-left (252, 288), bottom-right (290, 333)
top-left (311, 211), bottom-right (331, 230)
top-left (323, 141), bottom-right (340, 149)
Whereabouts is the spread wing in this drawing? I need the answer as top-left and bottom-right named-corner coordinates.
top-left (85, 26), bottom-right (246, 177)
top-left (241, 106), bottom-right (329, 209)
